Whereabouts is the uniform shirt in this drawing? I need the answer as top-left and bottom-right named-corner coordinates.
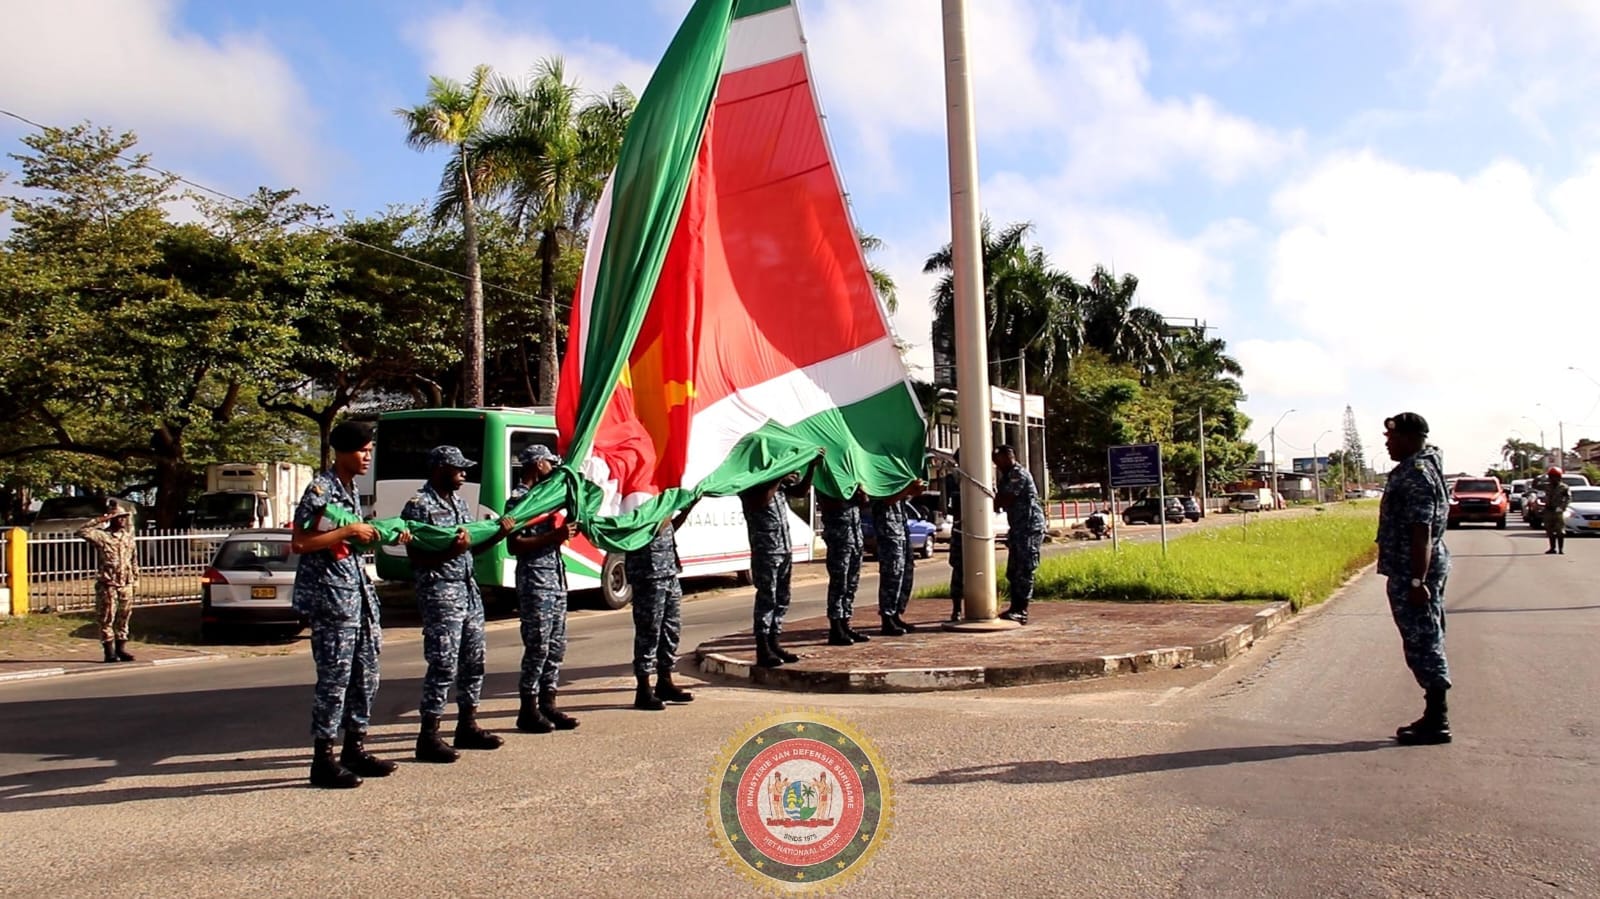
top-left (1376, 446), bottom-right (1450, 578)
top-left (869, 499), bottom-right (908, 543)
top-left (745, 488), bottom-right (792, 556)
top-left (625, 518), bottom-right (682, 582)
top-left (510, 482), bottom-right (568, 590)
top-left (996, 466), bottom-right (1047, 536)
top-left (819, 498), bottom-right (862, 547)
top-left (401, 483), bottom-right (476, 586)
top-left (76, 524), bottom-right (137, 588)
top-left (292, 470), bottom-right (376, 621)
top-left (1544, 480), bottom-right (1572, 517)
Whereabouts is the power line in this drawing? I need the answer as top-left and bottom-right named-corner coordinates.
top-left (0, 108), bottom-right (569, 312)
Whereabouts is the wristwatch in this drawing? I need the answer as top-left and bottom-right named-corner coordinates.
top-left (1410, 577), bottom-right (1423, 588)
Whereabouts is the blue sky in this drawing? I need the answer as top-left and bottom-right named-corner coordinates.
top-left (4, 0), bottom-right (1598, 474)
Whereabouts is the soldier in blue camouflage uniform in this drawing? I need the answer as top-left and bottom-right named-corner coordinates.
top-left (402, 446), bottom-right (515, 763)
top-left (507, 444), bottom-right (580, 733)
top-left (741, 462), bottom-right (815, 668)
top-left (626, 503), bottom-right (698, 709)
top-left (872, 479), bottom-right (924, 636)
top-left (819, 487), bottom-right (870, 646)
top-left (994, 445), bottom-right (1045, 625)
top-left (944, 455), bottom-right (965, 622)
top-left (292, 421), bottom-right (408, 789)
top-left (1377, 412), bottom-right (1453, 745)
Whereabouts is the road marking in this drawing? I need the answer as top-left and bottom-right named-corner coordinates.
top-left (0, 667), bottom-right (66, 682)
top-left (151, 654), bottom-right (224, 667)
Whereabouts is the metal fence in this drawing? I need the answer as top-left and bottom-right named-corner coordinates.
top-left (22, 529), bottom-right (230, 613)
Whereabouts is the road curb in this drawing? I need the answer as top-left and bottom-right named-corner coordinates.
top-left (0, 652), bottom-right (227, 684)
top-left (693, 598), bottom-right (1304, 694)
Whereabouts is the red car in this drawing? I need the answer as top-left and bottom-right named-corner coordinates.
top-left (1448, 477), bottom-right (1508, 528)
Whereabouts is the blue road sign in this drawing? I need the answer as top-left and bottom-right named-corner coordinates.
top-left (1108, 444), bottom-right (1162, 488)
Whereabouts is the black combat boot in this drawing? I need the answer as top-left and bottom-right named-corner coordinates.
top-left (113, 639), bottom-right (135, 662)
top-left (415, 713), bottom-right (460, 763)
top-left (1395, 688), bottom-right (1452, 745)
top-left (310, 738), bottom-right (362, 789)
top-left (453, 705), bottom-right (504, 750)
top-left (950, 597), bottom-right (964, 623)
top-left (102, 641), bottom-right (117, 664)
top-left (540, 688), bottom-right (580, 730)
top-left (340, 731), bottom-right (397, 777)
top-left (634, 675), bottom-right (666, 710)
top-left (879, 614), bottom-right (906, 637)
top-left (754, 633), bottom-right (784, 668)
top-left (767, 633), bottom-right (800, 664)
top-left (846, 620), bottom-right (871, 643)
top-left (654, 670), bottom-right (695, 703)
top-left (892, 613), bottom-right (918, 633)
top-left (517, 691), bottom-right (555, 733)
top-left (998, 599), bottom-right (1030, 625)
top-left (827, 619), bottom-right (854, 646)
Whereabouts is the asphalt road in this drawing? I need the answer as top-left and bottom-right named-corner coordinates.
top-left (0, 525), bottom-right (1593, 898)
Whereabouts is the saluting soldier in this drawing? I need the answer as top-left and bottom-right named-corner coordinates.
top-left (872, 480), bottom-right (924, 636)
top-left (819, 486), bottom-right (870, 646)
top-left (994, 445), bottom-right (1046, 625)
top-left (741, 461), bottom-right (815, 668)
top-left (626, 502), bottom-right (698, 710)
top-left (291, 421), bottom-right (408, 790)
top-left (1377, 412), bottom-right (1453, 745)
top-left (76, 500), bottom-right (139, 664)
top-left (402, 446), bottom-right (515, 763)
top-left (507, 445), bottom-right (580, 733)
top-left (1542, 466), bottom-right (1571, 555)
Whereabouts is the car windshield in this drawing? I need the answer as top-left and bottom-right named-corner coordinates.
top-left (1570, 488), bottom-right (1600, 503)
top-left (1454, 479), bottom-right (1498, 493)
top-left (213, 538), bottom-right (297, 571)
top-left (193, 493), bottom-right (259, 526)
top-left (35, 497), bottom-right (109, 520)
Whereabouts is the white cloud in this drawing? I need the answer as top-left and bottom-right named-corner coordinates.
top-left (1234, 339), bottom-right (1348, 399)
top-left (402, 6), bottom-right (655, 100)
top-left (0, 0), bottom-right (319, 185)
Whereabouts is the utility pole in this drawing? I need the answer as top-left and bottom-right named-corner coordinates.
top-left (941, 0), bottom-right (1000, 624)
top-left (1018, 351), bottom-right (1030, 499)
top-left (1197, 408), bottom-right (1207, 517)
top-left (1269, 409), bottom-right (1295, 509)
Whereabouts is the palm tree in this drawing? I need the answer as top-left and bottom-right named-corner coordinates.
top-left (858, 231), bottom-right (898, 313)
top-left (397, 64), bottom-right (495, 406)
top-left (1081, 265), bottom-right (1172, 378)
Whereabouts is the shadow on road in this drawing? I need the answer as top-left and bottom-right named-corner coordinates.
top-left (907, 740), bottom-right (1393, 786)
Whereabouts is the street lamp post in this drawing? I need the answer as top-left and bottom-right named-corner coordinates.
top-left (1269, 409), bottom-right (1295, 509)
top-left (1312, 429), bottom-right (1331, 504)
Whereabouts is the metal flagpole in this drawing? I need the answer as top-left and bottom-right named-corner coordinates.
top-left (941, 0), bottom-right (1000, 624)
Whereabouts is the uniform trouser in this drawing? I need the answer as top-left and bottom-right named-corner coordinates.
top-left (949, 531), bottom-right (964, 603)
top-left (1005, 531), bottom-right (1043, 607)
top-left (309, 616), bottom-right (380, 739)
top-left (418, 586), bottom-right (487, 716)
top-left (518, 585), bottom-right (568, 695)
top-left (824, 539), bottom-right (862, 620)
top-left (877, 533), bottom-right (912, 616)
top-left (95, 582), bottom-right (134, 642)
top-left (1544, 516), bottom-right (1565, 543)
top-left (632, 574), bottom-right (683, 678)
top-left (1385, 574), bottom-right (1451, 692)
top-left (751, 548), bottom-right (793, 637)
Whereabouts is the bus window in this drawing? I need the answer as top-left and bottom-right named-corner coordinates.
top-left (506, 428), bottom-right (560, 491)
top-left (374, 418), bottom-right (485, 484)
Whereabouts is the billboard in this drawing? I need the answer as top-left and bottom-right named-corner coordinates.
top-left (1292, 456), bottom-right (1329, 474)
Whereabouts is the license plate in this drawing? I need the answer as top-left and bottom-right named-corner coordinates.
top-left (1588, 522), bottom-right (1600, 529)
top-left (250, 586), bottom-right (277, 599)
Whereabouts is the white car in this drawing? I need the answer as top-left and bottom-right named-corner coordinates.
top-left (200, 529), bottom-right (304, 640)
top-left (1562, 486), bottom-right (1600, 535)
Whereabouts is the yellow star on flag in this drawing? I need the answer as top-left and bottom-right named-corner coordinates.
top-left (795, 724), bottom-right (806, 733)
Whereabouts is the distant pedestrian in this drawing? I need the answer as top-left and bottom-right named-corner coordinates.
top-left (819, 487), bottom-right (870, 645)
top-left (1377, 412), bottom-right (1453, 745)
top-left (1542, 467), bottom-right (1571, 555)
top-left (507, 445), bottom-right (580, 733)
top-left (76, 501), bottom-right (139, 664)
top-left (741, 461), bottom-right (816, 668)
top-left (872, 480), bottom-right (925, 636)
top-left (291, 420), bottom-right (408, 790)
top-left (403, 445), bottom-right (516, 763)
top-left (626, 502), bottom-right (698, 710)
top-left (994, 445), bottom-right (1045, 625)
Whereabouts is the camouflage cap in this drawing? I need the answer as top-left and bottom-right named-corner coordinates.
top-left (519, 444), bottom-right (561, 466)
top-left (1383, 412), bottom-right (1429, 436)
top-left (428, 445), bottom-right (477, 469)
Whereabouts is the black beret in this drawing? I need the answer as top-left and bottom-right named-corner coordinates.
top-left (1383, 412), bottom-right (1429, 436)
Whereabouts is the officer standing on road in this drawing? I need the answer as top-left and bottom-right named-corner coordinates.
top-left (741, 460), bottom-right (816, 668)
top-left (872, 480), bottom-right (925, 636)
top-left (818, 486), bottom-right (870, 646)
top-left (291, 421), bottom-right (409, 790)
top-left (507, 445), bottom-right (579, 733)
top-left (994, 444), bottom-right (1046, 625)
top-left (403, 446), bottom-right (515, 763)
top-left (626, 500), bottom-right (699, 710)
top-left (1376, 412), bottom-right (1453, 745)
top-left (76, 501), bottom-right (139, 664)
top-left (1542, 466), bottom-right (1571, 555)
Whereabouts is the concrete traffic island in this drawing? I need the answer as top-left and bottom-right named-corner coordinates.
top-left (694, 597), bottom-right (1293, 693)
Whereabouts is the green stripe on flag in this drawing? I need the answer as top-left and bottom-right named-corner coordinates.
top-left (734, 0), bottom-right (791, 19)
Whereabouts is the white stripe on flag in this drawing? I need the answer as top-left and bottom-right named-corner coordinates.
top-left (680, 334), bottom-right (908, 489)
top-left (573, 175), bottom-right (615, 372)
top-left (723, 5), bottom-right (803, 75)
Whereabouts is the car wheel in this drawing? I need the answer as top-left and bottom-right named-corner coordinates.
top-left (919, 538), bottom-right (934, 559)
top-left (599, 553), bottom-right (633, 610)
top-left (735, 568), bottom-right (754, 587)
top-left (1447, 520), bottom-right (1459, 529)
top-left (1496, 517), bottom-right (1507, 529)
